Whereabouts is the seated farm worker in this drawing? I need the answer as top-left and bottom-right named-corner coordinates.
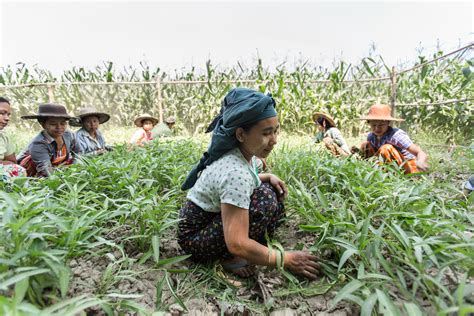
top-left (0, 97), bottom-right (27, 180)
top-left (312, 112), bottom-right (350, 156)
top-left (357, 103), bottom-right (428, 174)
top-left (71, 106), bottom-right (113, 156)
top-left (178, 87), bottom-right (321, 279)
top-left (129, 113), bottom-right (158, 146)
top-left (17, 103), bottom-right (76, 177)
top-left (151, 116), bottom-right (176, 139)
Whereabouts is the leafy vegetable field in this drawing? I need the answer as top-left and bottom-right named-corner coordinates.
top-left (1, 136), bottom-right (472, 315)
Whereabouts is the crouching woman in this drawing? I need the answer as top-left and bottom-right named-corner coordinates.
top-left (178, 88), bottom-right (320, 279)
top-left (357, 104), bottom-right (428, 174)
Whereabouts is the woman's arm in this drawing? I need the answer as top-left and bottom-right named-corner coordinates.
top-left (130, 129), bottom-right (145, 145)
top-left (329, 128), bottom-right (350, 155)
top-left (314, 131), bottom-right (324, 143)
top-left (407, 144), bottom-right (428, 171)
top-left (30, 141), bottom-right (54, 177)
top-left (221, 203), bottom-right (320, 279)
top-left (75, 133), bottom-right (86, 155)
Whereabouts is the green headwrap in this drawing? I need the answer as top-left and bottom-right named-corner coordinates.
top-left (181, 87), bottom-right (277, 190)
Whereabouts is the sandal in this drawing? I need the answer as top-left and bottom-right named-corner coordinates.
top-left (221, 257), bottom-right (255, 278)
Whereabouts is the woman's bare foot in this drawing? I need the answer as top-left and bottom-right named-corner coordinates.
top-left (221, 257), bottom-right (255, 278)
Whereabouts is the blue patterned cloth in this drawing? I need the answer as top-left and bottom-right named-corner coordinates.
top-left (367, 127), bottom-right (415, 160)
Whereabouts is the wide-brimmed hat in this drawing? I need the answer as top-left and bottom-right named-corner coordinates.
top-left (359, 104), bottom-right (404, 121)
top-left (69, 106), bottom-right (110, 127)
top-left (164, 116), bottom-right (176, 124)
top-left (134, 113), bottom-right (159, 127)
top-left (312, 112), bottom-right (337, 127)
top-left (21, 103), bottom-right (72, 120)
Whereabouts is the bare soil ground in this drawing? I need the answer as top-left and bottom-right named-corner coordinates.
top-left (66, 167), bottom-right (472, 315)
top-left (67, 217), bottom-right (361, 315)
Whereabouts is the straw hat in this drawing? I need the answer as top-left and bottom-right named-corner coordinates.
top-left (312, 112), bottom-right (337, 127)
top-left (359, 104), bottom-right (404, 121)
top-left (164, 116), bottom-right (176, 124)
top-left (134, 113), bottom-right (159, 127)
top-left (22, 103), bottom-right (72, 120)
top-left (69, 106), bottom-right (110, 127)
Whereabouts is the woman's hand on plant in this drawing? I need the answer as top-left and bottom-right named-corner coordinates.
top-left (416, 159), bottom-right (429, 172)
top-left (284, 251), bottom-right (321, 280)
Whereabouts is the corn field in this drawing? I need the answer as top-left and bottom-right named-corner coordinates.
top-left (0, 49), bottom-right (473, 141)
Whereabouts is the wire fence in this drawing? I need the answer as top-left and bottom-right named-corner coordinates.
top-left (0, 42), bottom-right (472, 140)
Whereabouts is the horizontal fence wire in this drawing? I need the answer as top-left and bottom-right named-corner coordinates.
top-left (0, 42), bottom-right (471, 90)
top-left (397, 42), bottom-right (473, 75)
top-left (0, 77), bottom-right (391, 89)
top-left (396, 98), bottom-right (474, 107)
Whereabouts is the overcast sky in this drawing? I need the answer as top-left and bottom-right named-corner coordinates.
top-left (0, 0), bottom-right (472, 75)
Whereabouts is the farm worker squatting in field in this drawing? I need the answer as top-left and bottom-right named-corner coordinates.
top-left (313, 111), bottom-right (350, 156)
top-left (355, 103), bottom-right (428, 174)
top-left (71, 106), bottom-right (113, 156)
top-left (151, 116), bottom-right (176, 139)
top-left (129, 113), bottom-right (158, 146)
top-left (17, 103), bottom-right (76, 177)
top-left (0, 97), bottom-right (27, 180)
top-left (178, 87), bottom-right (321, 279)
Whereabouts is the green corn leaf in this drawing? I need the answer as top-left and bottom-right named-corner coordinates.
top-left (155, 254), bottom-right (191, 267)
top-left (338, 248), bottom-right (359, 272)
top-left (360, 292), bottom-right (378, 316)
top-left (13, 277), bottom-right (29, 305)
top-left (403, 302), bottom-right (423, 316)
top-left (165, 272), bottom-right (187, 311)
top-left (152, 235), bottom-right (160, 264)
top-left (331, 279), bottom-right (364, 308)
top-left (155, 277), bottom-right (166, 311)
top-left (375, 289), bottom-right (401, 316)
top-left (0, 268), bottom-right (50, 290)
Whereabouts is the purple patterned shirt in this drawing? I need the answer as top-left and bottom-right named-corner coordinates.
top-left (367, 127), bottom-right (415, 160)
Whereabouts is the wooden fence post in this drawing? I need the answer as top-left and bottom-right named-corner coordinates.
top-left (155, 76), bottom-right (164, 123)
top-left (47, 85), bottom-right (55, 103)
top-left (390, 66), bottom-right (397, 117)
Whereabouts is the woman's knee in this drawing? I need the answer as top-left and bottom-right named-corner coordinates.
top-left (378, 144), bottom-right (398, 160)
top-left (379, 144), bottom-right (396, 152)
top-left (251, 182), bottom-right (278, 207)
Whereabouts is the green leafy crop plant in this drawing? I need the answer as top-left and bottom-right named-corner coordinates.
top-left (270, 144), bottom-right (473, 315)
top-left (0, 121), bottom-right (471, 313)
